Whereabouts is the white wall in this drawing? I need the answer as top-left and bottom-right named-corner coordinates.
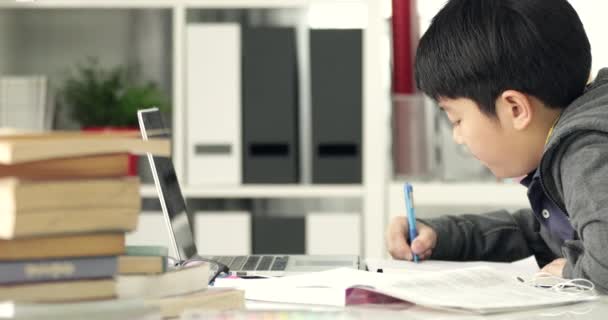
top-left (128, 10), bottom-right (172, 96)
top-left (11, 9), bottom-right (170, 87)
top-left (416, 0), bottom-right (447, 35)
top-left (568, 1), bottom-right (608, 78)
top-left (12, 10), bottom-right (132, 80)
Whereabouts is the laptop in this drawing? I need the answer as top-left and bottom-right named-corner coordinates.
top-left (137, 108), bottom-right (362, 278)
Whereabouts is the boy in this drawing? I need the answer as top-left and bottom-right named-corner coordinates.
top-left (386, 0), bottom-right (608, 291)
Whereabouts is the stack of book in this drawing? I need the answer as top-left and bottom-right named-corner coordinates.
top-left (118, 245), bottom-right (169, 276)
top-left (117, 245), bottom-right (245, 318)
top-left (0, 131), bottom-right (169, 303)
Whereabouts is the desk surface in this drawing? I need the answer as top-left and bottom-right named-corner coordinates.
top-left (210, 258), bottom-right (600, 318)
top-left (181, 298), bottom-right (608, 319)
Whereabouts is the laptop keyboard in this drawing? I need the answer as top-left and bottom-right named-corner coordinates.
top-left (256, 256), bottom-right (274, 271)
top-left (242, 256), bottom-right (260, 271)
top-left (216, 256), bottom-right (234, 267)
top-left (212, 255), bottom-right (289, 272)
top-left (229, 256), bottom-right (247, 270)
top-left (270, 256), bottom-right (289, 271)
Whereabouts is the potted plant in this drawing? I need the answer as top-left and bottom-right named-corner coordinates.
top-left (59, 58), bottom-right (169, 175)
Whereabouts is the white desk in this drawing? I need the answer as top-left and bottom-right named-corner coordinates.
top-left (183, 257), bottom-right (604, 319)
top-left (182, 298), bottom-right (608, 319)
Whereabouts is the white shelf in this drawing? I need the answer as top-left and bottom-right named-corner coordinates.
top-left (0, 0), bottom-right (309, 9)
top-left (1, 0), bottom-right (386, 259)
top-left (389, 181), bottom-right (529, 207)
top-left (139, 185), bottom-right (157, 198)
top-left (140, 184), bottom-right (364, 199)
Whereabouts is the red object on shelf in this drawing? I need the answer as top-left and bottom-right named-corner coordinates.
top-left (392, 0), bottom-right (419, 94)
top-left (82, 126), bottom-right (139, 176)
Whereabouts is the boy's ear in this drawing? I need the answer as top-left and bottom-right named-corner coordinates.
top-left (497, 90), bottom-right (533, 130)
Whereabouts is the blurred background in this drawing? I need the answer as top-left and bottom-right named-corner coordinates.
top-left (0, 0), bottom-right (604, 259)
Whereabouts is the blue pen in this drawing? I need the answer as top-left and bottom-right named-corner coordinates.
top-left (404, 183), bottom-right (419, 263)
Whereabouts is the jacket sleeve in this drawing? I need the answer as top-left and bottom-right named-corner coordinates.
top-left (558, 132), bottom-right (608, 292)
top-left (419, 208), bottom-right (556, 265)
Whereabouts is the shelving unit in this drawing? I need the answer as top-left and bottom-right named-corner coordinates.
top-left (1, 0), bottom-right (535, 259)
top-left (1, 0), bottom-right (389, 258)
top-left (140, 184), bottom-right (364, 199)
top-left (0, 0), bottom-right (308, 9)
top-left (389, 181), bottom-right (529, 208)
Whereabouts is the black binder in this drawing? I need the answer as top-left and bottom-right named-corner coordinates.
top-left (310, 29), bottom-right (362, 183)
top-left (252, 216), bottom-right (305, 255)
top-left (242, 27), bottom-right (299, 183)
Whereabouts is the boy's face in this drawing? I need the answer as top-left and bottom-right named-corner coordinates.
top-left (438, 97), bottom-right (535, 179)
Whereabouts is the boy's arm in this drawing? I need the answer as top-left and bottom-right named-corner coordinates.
top-left (559, 132), bottom-right (608, 292)
top-left (419, 209), bottom-right (555, 264)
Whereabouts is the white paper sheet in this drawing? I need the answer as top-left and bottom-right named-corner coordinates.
top-left (365, 256), bottom-right (540, 277)
top-left (373, 266), bottom-right (595, 313)
top-left (214, 266), bottom-right (595, 313)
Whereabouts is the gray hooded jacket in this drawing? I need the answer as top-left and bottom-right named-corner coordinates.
top-left (421, 68), bottom-right (608, 292)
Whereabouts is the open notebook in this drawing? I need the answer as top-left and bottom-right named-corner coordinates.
top-left (215, 266), bottom-right (597, 314)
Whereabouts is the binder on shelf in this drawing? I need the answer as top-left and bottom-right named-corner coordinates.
top-left (242, 27), bottom-right (299, 183)
top-left (186, 24), bottom-right (242, 186)
top-left (0, 76), bottom-right (50, 131)
top-left (253, 216), bottom-right (305, 255)
top-left (305, 212), bottom-right (361, 255)
top-left (310, 29), bottom-right (362, 183)
top-left (194, 211), bottom-right (251, 256)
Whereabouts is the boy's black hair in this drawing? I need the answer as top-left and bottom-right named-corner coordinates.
top-left (414, 0), bottom-right (591, 115)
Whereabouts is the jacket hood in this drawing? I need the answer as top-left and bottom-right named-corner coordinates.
top-left (546, 68), bottom-right (608, 152)
top-left (539, 68), bottom-right (608, 209)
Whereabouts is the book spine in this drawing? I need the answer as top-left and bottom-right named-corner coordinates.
top-left (13, 177), bottom-right (141, 211)
top-left (118, 255), bottom-right (167, 275)
top-left (0, 153), bottom-right (130, 180)
top-left (125, 245), bottom-right (169, 257)
top-left (8, 207), bottom-right (139, 239)
top-left (0, 233), bottom-right (125, 261)
top-left (0, 256), bottom-right (118, 285)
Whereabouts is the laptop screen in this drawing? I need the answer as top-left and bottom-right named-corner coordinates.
top-left (138, 108), bottom-right (198, 261)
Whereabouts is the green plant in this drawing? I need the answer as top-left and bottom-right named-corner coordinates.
top-left (60, 59), bottom-right (169, 127)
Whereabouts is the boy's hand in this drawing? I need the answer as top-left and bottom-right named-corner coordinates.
top-left (386, 216), bottom-right (437, 261)
top-left (541, 258), bottom-right (566, 277)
